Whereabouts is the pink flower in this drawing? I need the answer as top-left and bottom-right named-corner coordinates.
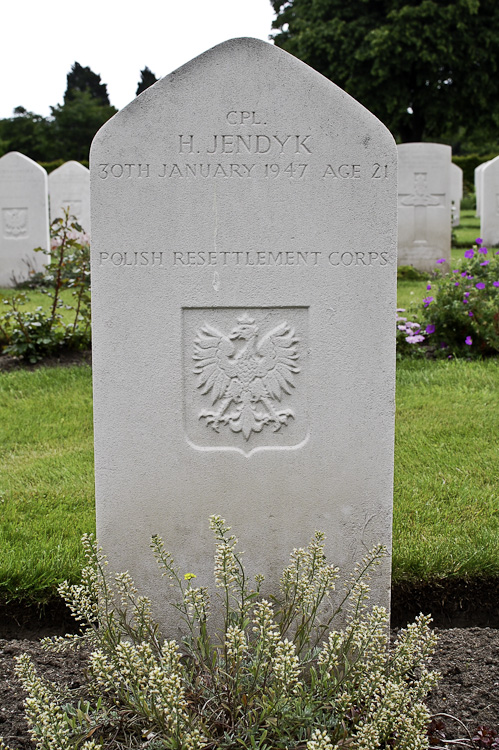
top-left (476, 237), bottom-right (483, 244)
top-left (493, 281), bottom-right (499, 288)
top-left (436, 258), bottom-right (446, 264)
top-left (480, 260), bottom-right (489, 266)
top-left (465, 336), bottom-right (473, 345)
top-left (406, 334), bottom-right (425, 344)
top-left (426, 324), bottom-right (436, 334)
top-left (476, 282), bottom-right (486, 290)
top-left (464, 249), bottom-right (474, 259)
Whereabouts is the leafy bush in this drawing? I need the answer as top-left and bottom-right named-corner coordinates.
top-left (397, 241), bottom-right (499, 359)
top-left (397, 265), bottom-right (430, 281)
top-left (8, 517), bottom-right (438, 750)
top-left (0, 209), bottom-right (91, 362)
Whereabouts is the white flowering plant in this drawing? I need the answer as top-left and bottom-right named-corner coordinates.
top-left (7, 517), bottom-right (439, 750)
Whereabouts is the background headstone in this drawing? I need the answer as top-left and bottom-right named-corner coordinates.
top-left (397, 143), bottom-right (452, 271)
top-left (90, 38), bottom-right (398, 634)
top-left (0, 151), bottom-right (50, 287)
top-left (480, 155), bottom-right (499, 247)
top-left (48, 161), bottom-right (91, 236)
top-left (475, 161), bottom-right (489, 218)
top-left (450, 162), bottom-right (463, 228)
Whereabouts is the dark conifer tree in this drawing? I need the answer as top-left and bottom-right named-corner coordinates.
top-left (136, 66), bottom-right (158, 96)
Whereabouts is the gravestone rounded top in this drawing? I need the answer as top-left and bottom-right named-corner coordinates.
top-left (92, 37), bottom-right (394, 155)
top-left (0, 150), bottom-right (47, 177)
top-left (49, 161), bottom-right (90, 179)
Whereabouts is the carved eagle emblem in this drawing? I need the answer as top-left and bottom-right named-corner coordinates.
top-left (3, 208), bottom-right (28, 237)
top-left (193, 313), bottom-right (300, 440)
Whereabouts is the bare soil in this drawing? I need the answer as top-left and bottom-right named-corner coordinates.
top-left (0, 349), bottom-right (91, 373)
top-left (0, 626), bottom-right (497, 749)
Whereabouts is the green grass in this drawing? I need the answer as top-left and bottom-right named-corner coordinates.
top-left (1, 287), bottom-right (79, 325)
top-left (453, 209), bottom-right (482, 248)
top-left (393, 358), bottom-right (499, 582)
top-left (0, 365), bottom-right (95, 602)
top-left (0, 356), bottom-right (498, 603)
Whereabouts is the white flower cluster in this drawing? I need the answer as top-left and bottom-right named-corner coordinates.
top-left (89, 639), bottom-right (197, 738)
top-left (225, 624), bottom-right (247, 663)
top-left (307, 728), bottom-right (335, 750)
top-left (280, 531), bottom-right (339, 610)
top-left (14, 654), bottom-right (97, 750)
top-left (210, 515), bottom-right (241, 592)
top-left (12, 522), bottom-right (438, 750)
top-left (316, 610), bottom-right (438, 750)
top-left (272, 638), bottom-right (301, 691)
top-left (184, 584), bottom-right (210, 621)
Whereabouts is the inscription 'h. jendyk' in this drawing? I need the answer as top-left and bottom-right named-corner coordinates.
top-left (193, 313), bottom-right (300, 441)
top-left (179, 134), bottom-right (312, 154)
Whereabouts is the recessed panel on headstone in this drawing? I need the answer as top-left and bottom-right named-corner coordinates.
top-left (480, 155), bottom-right (499, 247)
top-left (397, 143), bottom-right (451, 271)
top-left (90, 38), bottom-right (398, 634)
top-left (450, 163), bottom-right (463, 228)
top-left (0, 152), bottom-right (50, 287)
top-left (48, 161), bottom-right (91, 236)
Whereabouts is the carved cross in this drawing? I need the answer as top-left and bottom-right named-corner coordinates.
top-left (399, 172), bottom-right (444, 244)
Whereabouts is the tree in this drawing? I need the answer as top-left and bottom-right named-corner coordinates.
top-left (271, 0), bottom-right (499, 144)
top-left (0, 107), bottom-right (54, 161)
top-left (136, 66), bottom-right (158, 95)
top-left (50, 90), bottom-right (117, 161)
top-left (65, 62), bottom-right (111, 106)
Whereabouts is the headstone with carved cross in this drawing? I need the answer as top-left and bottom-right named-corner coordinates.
top-left (397, 143), bottom-right (452, 272)
top-left (90, 38), bottom-right (398, 636)
top-left (0, 151), bottom-right (50, 287)
top-left (480, 155), bottom-right (499, 248)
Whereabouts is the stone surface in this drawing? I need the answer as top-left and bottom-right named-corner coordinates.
top-left (397, 143), bottom-right (452, 271)
top-left (90, 38), bottom-right (397, 635)
top-left (0, 152), bottom-right (50, 287)
top-left (450, 162), bottom-right (463, 227)
top-left (475, 161), bottom-right (489, 218)
top-left (480, 155), bottom-right (499, 247)
top-left (48, 161), bottom-right (90, 236)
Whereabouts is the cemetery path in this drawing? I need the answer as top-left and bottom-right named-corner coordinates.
top-left (0, 628), bottom-right (498, 748)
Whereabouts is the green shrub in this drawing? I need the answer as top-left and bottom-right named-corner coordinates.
top-left (397, 265), bottom-right (430, 282)
top-left (397, 241), bottom-right (499, 359)
top-left (0, 209), bottom-right (91, 362)
top-left (9, 518), bottom-right (438, 750)
top-left (452, 154), bottom-right (498, 193)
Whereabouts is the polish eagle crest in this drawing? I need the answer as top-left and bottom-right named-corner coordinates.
top-left (193, 313), bottom-right (300, 440)
top-left (3, 208), bottom-right (28, 238)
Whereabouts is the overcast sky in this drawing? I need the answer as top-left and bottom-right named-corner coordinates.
top-left (0, 0), bottom-right (276, 119)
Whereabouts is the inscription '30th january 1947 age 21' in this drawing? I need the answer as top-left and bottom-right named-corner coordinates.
top-left (193, 313), bottom-right (300, 441)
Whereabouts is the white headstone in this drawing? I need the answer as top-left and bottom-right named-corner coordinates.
top-left (0, 151), bottom-right (50, 287)
top-left (48, 161), bottom-right (91, 236)
top-left (475, 161), bottom-right (489, 218)
top-left (397, 143), bottom-right (452, 271)
top-left (450, 163), bottom-right (463, 227)
top-left (90, 38), bottom-right (398, 633)
top-left (480, 155), bottom-right (499, 247)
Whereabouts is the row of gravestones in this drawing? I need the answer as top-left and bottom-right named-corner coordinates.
top-left (0, 143), bottom-right (464, 287)
top-left (0, 153), bottom-right (90, 286)
top-left (475, 157), bottom-right (499, 246)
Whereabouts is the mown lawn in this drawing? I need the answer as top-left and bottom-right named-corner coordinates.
top-left (0, 354), bottom-right (497, 603)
